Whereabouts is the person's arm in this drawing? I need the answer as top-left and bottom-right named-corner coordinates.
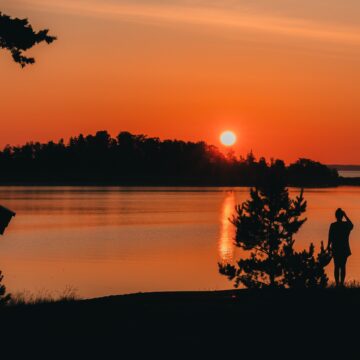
top-left (343, 211), bottom-right (354, 230)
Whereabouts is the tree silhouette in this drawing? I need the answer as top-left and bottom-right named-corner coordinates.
top-left (288, 158), bottom-right (338, 187)
top-left (0, 12), bottom-right (56, 67)
top-left (219, 173), bottom-right (328, 288)
top-left (0, 271), bottom-right (11, 306)
top-left (0, 130), bottom-right (339, 186)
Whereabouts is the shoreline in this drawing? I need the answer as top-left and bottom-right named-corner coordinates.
top-left (0, 179), bottom-right (358, 187)
top-left (1, 288), bottom-right (359, 356)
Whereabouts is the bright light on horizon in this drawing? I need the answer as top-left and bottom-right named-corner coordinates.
top-left (220, 131), bottom-right (237, 147)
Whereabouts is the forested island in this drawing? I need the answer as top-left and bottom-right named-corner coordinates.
top-left (0, 130), bottom-right (343, 187)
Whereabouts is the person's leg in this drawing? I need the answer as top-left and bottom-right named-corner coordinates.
top-left (334, 258), bottom-right (340, 287)
top-left (340, 257), bottom-right (348, 286)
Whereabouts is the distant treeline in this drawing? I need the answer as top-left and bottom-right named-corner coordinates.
top-left (0, 131), bottom-right (340, 187)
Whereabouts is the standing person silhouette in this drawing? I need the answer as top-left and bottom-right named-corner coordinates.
top-left (327, 208), bottom-right (354, 287)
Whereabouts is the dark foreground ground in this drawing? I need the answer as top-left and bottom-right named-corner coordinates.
top-left (1, 289), bottom-right (360, 358)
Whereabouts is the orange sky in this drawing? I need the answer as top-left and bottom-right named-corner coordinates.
top-left (1, 0), bottom-right (360, 163)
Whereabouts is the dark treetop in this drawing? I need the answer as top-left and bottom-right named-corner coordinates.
top-left (0, 130), bottom-right (339, 186)
top-left (0, 12), bottom-right (56, 66)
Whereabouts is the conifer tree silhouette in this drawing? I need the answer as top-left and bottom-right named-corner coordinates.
top-left (0, 271), bottom-right (11, 305)
top-left (0, 12), bottom-right (56, 67)
top-left (219, 170), bottom-right (328, 288)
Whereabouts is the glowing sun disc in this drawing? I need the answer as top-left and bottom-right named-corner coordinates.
top-left (220, 131), bottom-right (237, 146)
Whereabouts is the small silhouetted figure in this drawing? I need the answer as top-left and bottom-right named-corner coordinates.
top-left (327, 208), bottom-right (354, 287)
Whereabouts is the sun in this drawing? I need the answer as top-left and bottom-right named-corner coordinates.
top-left (220, 131), bottom-right (237, 146)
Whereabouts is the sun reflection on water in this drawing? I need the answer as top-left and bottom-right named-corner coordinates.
top-left (219, 191), bottom-right (236, 262)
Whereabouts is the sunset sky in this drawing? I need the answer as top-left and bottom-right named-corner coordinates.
top-left (1, 0), bottom-right (360, 163)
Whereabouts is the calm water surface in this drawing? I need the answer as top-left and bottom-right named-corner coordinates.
top-left (339, 170), bottom-right (360, 178)
top-left (1, 186), bottom-right (360, 298)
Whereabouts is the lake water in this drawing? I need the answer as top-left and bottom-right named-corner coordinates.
top-left (0, 186), bottom-right (360, 299)
top-left (339, 170), bottom-right (360, 178)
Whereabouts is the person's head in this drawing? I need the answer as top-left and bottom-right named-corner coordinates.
top-left (335, 208), bottom-right (344, 221)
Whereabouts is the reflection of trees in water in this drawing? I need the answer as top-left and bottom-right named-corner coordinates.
top-left (219, 191), bottom-right (236, 262)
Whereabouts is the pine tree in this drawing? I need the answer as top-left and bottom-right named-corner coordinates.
top-left (0, 271), bottom-right (11, 306)
top-left (219, 173), bottom-right (328, 288)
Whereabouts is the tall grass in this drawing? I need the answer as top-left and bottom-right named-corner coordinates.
top-left (325, 280), bottom-right (360, 289)
top-left (9, 286), bottom-right (78, 306)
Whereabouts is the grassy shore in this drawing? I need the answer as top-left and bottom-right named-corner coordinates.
top-left (0, 288), bottom-right (359, 358)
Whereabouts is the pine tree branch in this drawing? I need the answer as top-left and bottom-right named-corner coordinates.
top-left (0, 12), bottom-right (56, 66)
